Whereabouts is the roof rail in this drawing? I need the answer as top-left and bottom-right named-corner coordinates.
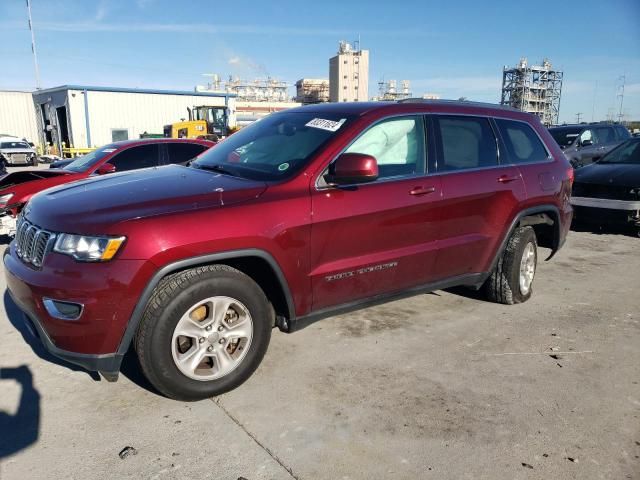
top-left (397, 98), bottom-right (519, 111)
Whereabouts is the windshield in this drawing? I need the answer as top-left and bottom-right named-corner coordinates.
top-left (599, 139), bottom-right (640, 164)
top-left (64, 145), bottom-right (118, 172)
top-left (191, 111), bottom-right (352, 180)
top-left (0, 141), bottom-right (30, 149)
top-left (549, 127), bottom-right (583, 148)
top-left (194, 107), bottom-right (226, 127)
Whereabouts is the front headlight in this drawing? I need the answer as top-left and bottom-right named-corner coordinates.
top-left (0, 193), bottom-right (14, 207)
top-left (53, 234), bottom-right (126, 262)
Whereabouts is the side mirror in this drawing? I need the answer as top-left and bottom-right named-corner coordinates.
top-left (580, 139), bottom-right (593, 147)
top-left (324, 153), bottom-right (379, 186)
top-left (97, 163), bottom-right (116, 175)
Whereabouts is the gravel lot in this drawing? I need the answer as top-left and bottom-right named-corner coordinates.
top-left (0, 182), bottom-right (639, 479)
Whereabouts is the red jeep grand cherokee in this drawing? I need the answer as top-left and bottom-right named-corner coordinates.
top-left (4, 100), bottom-right (573, 400)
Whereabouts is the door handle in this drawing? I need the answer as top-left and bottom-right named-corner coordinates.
top-left (409, 186), bottom-right (436, 196)
top-left (497, 174), bottom-right (520, 183)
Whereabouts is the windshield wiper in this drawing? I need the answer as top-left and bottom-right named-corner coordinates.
top-left (192, 163), bottom-right (236, 176)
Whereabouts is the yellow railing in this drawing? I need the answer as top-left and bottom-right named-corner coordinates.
top-left (60, 143), bottom-right (96, 158)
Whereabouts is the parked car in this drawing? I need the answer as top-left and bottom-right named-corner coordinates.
top-left (549, 123), bottom-right (631, 169)
top-left (0, 138), bottom-right (214, 236)
top-left (4, 100), bottom-right (573, 400)
top-left (571, 137), bottom-right (640, 235)
top-left (0, 136), bottom-right (38, 167)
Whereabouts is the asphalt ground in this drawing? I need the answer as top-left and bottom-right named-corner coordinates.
top-left (0, 162), bottom-right (638, 479)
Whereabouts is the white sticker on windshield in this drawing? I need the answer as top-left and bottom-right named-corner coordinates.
top-left (305, 118), bottom-right (346, 132)
top-left (103, 148), bottom-right (117, 153)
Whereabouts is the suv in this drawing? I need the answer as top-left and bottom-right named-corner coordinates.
top-left (0, 137), bottom-right (38, 166)
top-left (549, 123), bottom-right (631, 168)
top-left (4, 100), bottom-right (573, 400)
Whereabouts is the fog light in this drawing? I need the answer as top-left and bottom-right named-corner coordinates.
top-left (43, 298), bottom-right (84, 321)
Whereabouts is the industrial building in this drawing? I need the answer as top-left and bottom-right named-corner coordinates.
top-left (372, 80), bottom-right (412, 101)
top-left (295, 79), bottom-right (330, 104)
top-left (500, 57), bottom-right (563, 126)
top-left (29, 85), bottom-right (235, 151)
top-left (0, 90), bottom-right (39, 142)
top-left (329, 41), bottom-right (369, 102)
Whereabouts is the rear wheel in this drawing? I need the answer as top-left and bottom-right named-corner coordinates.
top-left (135, 265), bottom-right (272, 401)
top-left (483, 226), bottom-right (538, 305)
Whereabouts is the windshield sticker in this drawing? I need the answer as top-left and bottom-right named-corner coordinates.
top-left (278, 162), bottom-right (290, 171)
top-left (103, 148), bottom-right (117, 153)
top-left (305, 118), bottom-right (346, 132)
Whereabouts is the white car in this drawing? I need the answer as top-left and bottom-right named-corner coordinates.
top-left (0, 136), bottom-right (38, 166)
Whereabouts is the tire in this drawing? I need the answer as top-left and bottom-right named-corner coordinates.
top-left (135, 264), bottom-right (272, 401)
top-left (483, 226), bottom-right (538, 305)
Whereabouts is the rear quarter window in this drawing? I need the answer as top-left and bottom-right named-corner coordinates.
top-left (495, 119), bottom-right (549, 164)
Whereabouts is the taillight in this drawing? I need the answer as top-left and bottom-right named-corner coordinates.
top-left (567, 167), bottom-right (574, 186)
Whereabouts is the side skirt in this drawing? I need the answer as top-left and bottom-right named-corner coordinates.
top-left (286, 272), bottom-right (487, 333)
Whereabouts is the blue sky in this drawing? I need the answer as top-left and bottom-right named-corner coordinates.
top-left (1, 0), bottom-right (639, 123)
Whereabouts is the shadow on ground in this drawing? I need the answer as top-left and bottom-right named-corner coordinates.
top-left (3, 291), bottom-right (100, 380)
top-left (119, 348), bottom-right (161, 397)
top-left (0, 364), bottom-right (40, 458)
top-left (571, 220), bottom-right (639, 238)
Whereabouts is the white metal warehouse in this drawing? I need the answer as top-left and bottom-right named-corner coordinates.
top-left (0, 90), bottom-right (40, 142)
top-left (30, 85), bottom-right (236, 151)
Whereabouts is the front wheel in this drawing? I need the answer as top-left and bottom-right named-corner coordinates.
top-left (483, 226), bottom-right (538, 305)
top-left (135, 265), bottom-right (272, 401)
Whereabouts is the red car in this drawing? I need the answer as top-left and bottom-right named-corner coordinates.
top-left (5, 100), bottom-right (573, 400)
top-left (0, 138), bottom-right (214, 236)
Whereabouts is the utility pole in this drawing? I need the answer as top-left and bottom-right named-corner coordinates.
top-left (26, 0), bottom-right (41, 89)
top-left (575, 112), bottom-right (583, 124)
top-left (617, 75), bottom-right (625, 124)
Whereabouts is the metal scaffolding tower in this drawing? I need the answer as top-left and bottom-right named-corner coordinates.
top-left (501, 57), bottom-right (563, 126)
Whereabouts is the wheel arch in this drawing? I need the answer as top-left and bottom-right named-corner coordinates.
top-left (115, 249), bottom-right (295, 357)
top-left (488, 205), bottom-right (562, 276)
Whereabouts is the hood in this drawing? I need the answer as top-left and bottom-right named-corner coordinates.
top-left (0, 169), bottom-right (70, 190)
top-left (574, 162), bottom-right (640, 188)
top-left (25, 164), bottom-right (267, 234)
top-left (0, 148), bottom-right (36, 154)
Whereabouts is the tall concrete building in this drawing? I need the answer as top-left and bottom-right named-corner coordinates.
top-left (329, 41), bottom-right (369, 102)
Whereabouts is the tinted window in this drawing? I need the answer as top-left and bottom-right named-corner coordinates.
top-left (593, 126), bottom-right (614, 144)
top-left (435, 116), bottom-right (497, 171)
top-left (549, 127), bottom-right (582, 148)
top-left (600, 139), bottom-right (640, 164)
top-left (167, 143), bottom-right (208, 164)
top-left (615, 126), bottom-right (631, 141)
top-left (65, 144), bottom-right (118, 172)
top-left (345, 116), bottom-right (425, 179)
top-left (109, 144), bottom-right (159, 172)
top-left (496, 119), bottom-right (548, 164)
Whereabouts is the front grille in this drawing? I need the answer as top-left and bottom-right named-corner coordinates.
top-left (572, 182), bottom-right (637, 201)
top-left (8, 153), bottom-right (27, 163)
top-left (14, 216), bottom-right (55, 268)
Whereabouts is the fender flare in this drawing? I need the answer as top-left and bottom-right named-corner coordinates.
top-left (114, 248), bottom-right (295, 356)
top-left (487, 204), bottom-right (562, 275)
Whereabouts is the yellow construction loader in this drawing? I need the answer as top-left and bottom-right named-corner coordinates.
top-left (164, 105), bottom-right (235, 141)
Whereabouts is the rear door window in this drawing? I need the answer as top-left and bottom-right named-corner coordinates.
top-left (615, 126), bottom-right (631, 141)
top-left (108, 144), bottom-right (160, 172)
top-left (593, 126), bottom-right (615, 145)
top-left (495, 119), bottom-right (549, 164)
top-left (166, 143), bottom-right (209, 165)
top-left (434, 116), bottom-right (497, 171)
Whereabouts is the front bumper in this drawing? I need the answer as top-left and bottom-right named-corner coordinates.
top-left (570, 196), bottom-right (640, 211)
top-left (4, 244), bottom-right (152, 374)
